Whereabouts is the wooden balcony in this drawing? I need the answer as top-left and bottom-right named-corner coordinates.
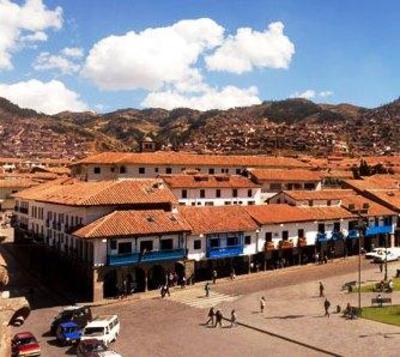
top-left (298, 237), bottom-right (307, 247)
top-left (278, 240), bottom-right (294, 249)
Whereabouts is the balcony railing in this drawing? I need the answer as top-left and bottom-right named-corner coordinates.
top-left (141, 248), bottom-right (186, 262)
top-left (207, 245), bottom-right (244, 258)
top-left (330, 231), bottom-right (344, 241)
top-left (265, 241), bottom-right (275, 251)
top-left (365, 225), bottom-right (392, 237)
top-left (347, 229), bottom-right (359, 239)
top-left (107, 252), bottom-right (141, 266)
top-left (278, 240), bottom-right (294, 249)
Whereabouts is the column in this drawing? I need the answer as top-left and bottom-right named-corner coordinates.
top-left (390, 234), bottom-right (395, 248)
top-left (92, 268), bottom-right (103, 302)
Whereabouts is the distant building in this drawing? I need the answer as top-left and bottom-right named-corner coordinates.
top-left (139, 136), bottom-right (157, 152)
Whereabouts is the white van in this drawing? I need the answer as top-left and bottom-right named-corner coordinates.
top-left (81, 315), bottom-right (120, 346)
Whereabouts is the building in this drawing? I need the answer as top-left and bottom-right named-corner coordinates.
top-left (0, 179), bottom-right (39, 211)
top-left (71, 152), bottom-right (310, 181)
top-left (161, 174), bottom-right (262, 206)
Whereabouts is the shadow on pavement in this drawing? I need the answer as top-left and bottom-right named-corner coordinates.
top-left (265, 314), bottom-right (305, 320)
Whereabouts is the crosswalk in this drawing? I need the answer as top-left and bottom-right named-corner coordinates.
top-left (169, 287), bottom-right (240, 309)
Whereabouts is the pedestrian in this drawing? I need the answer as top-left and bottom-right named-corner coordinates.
top-left (181, 276), bottom-right (186, 288)
top-left (319, 282), bottom-right (325, 297)
top-left (205, 307), bottom-right (215, 326)
top-left (160, 285), bottom-right (166, 298)
top-left (212, 269), bottom-right (218, 284)
top-left (388, 279), bottom-right (394, 293)
top-left (215, 310), bottom-right (223, 328)
top-left (230, 309), bottom-right (238, 328)
top-left (165, 284), bottom-right (171, 297)
top-left (230, 268), bottom-right (236, 280)
top-left (260, 296), bottom-right (266, 313)
top-left (379, 262), bottom-right (383, 273)
top-left (324, 298), bottom-right (331, 317)
top-left (205, 282), bottom-right (210, 297)
top-left (315, 252), bottom-right (320, 264)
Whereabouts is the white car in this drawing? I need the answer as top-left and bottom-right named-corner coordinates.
top-left (374, 252), bottom-right (399, 263)
top-left (81, 315), bottom-right (120, 347)
top-left (365, 248), bottom-right (385, 259)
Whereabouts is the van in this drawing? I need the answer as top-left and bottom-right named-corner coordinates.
top-left (81, 315), bottom-right (120, 346)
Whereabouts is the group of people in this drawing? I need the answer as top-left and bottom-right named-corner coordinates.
top-left (375, 279), bottom-right (394, 293)
top-left (205, 307), bottom-right (237, 328)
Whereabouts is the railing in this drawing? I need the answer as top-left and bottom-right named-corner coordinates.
top-left (365, 225), bottom-right (392, 236)
top-left (207, 245), bottom-right (244, 258)
top-left (347, 229), bottom-right (359, 239)
top-left (141, 248), bottom-right (186, 262)
top-left (316, 232), bottom-right (328, 242)
top-left (298, 237), bottom-right (307, 247)
top-left (107, 252), bottom-right (141, 266)
top-left (19, 207), bottom-right (28, 214)
top-left (330, 231), bottom-right (344, 241)
top-left (265, 241), bottom-right (275, 251)
top-left (278, 240), bottom-right (294, 249)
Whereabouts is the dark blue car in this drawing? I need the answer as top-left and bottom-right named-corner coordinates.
top-left (56, 321), bottom-right (82, 345)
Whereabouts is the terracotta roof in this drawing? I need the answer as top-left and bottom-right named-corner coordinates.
top-left (320, 169), bottom-right (353, 179)
top-left (160, 174), bottom-right (259, 189)
top-left (364, 190), bottom-right (400, 211)
top-left (281, 189), bottom-right (356, 201)
top-left (74, 152), bottom-right (310, 168)
top-left (0, 179), bottom-right (38, 189)
top-left (14, 178), bottom-right (177, 206)
top-left (73, 210), bottom-right (191, 239)
top-left (340, 195), bottom-right (396, 217)
top-left (245, 204), bottom-right (356, 225)
top-left (179, 206), bottom-right (259, 235)
top-left (343, 176), bottom-right (400, 191)
top-left (249, 169), bottom-right (322, 182)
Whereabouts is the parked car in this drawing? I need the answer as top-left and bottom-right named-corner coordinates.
top-left (56, 321), bottom-right (82, 345)
top-left (77, 339), bottom-right (122, 357)
top-left (374, 252), bottom-right (399, 263)
top-left (81, 315), bottom-right (120, 347)
top-left (12, 332), bottom-right (41, 357)
top-left (50, 305), bottom-right (92, 334)
top-left (365, 248), bottom-right (385, 259)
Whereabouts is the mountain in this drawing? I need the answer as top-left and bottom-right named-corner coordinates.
top-left (1, 96), bottom-right (400, 159)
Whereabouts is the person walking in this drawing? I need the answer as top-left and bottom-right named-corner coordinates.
top-left (324, 298), bottom-right (331, 317)
top-left (260, 296), bottom-right (266, 313)
top-left (205, 282), bottom-right (210, 297)
top-left (165, 284), bottom-right (171, 297)
top-left (212, 269), bottom-right (218, 284)
top-left (379, 262), bottom-right (383, 273)
top-left (206, 307), bottom-right (215, 326)
top-left (319, 282), bottom-right (325, 297)
top-left (230, 310), bottom-right (238, 328)
top-left (215, 310), bottom-right (223, 328)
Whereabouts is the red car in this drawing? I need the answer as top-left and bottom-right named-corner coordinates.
top-left (12, 332), bottom-right (41, 357)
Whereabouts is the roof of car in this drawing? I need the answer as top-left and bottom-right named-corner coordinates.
top-left (60, 321), bottom-right (79, 328)
top-left (86, 314), bottom-right (118, 327)
top-left (14, 332), bottom-right (35, 339)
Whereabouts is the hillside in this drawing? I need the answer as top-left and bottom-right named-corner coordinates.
top-left (1, 96), bottom-right (400, 159)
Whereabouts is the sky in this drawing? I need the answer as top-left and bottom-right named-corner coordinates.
top-left (1, 0), bottom-right (400, 114)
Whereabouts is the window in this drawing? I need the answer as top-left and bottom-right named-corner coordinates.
top-left (232, 189), bottom-right (238, 198)
top-left (110, 167), bottom-right (115, 172)
top-left (216, 189), bottom-right (221, 198)
top-left (118, 242), bottom-right (132, 254)
top-left (247, 189), bottom-right (252, 197)
top-left (160, 239), bottom-right (173, 250)
top-left (182, 189), bottom-right (187, 199)
top-left (194, 240), bottom-right (201, 250)
top-left (334, 222), bottom-right (341, 231)
top-left (304, 183), bottom-right (316, 190)
top-left (139, 167), bottom-right (145, 174)
top-left (236, 168), bottom-right (241, 174)
top-left (327, 200), bottom-right (331, 206)
top-left (298, 229), bottom-right (304, 238)
top-left (94, 167), bottom-right (101, 174)
top-left (318, 223), bottom-right (325, 233)
top-left (209, 238), bottom-right (220, 248)
top-left (384, 216), bottom-right (392, 226)
top-left (224, 201), bottom-right (231, 205)
top-left (270, 183), bottom-right (282, 191)
top-left (200, 189), bottom-right (205, 198)
top-left (375, 217), bottom-right (379, 226)
top-left (265, 232), bottom-right (272, 242)
top-left (309, 200), bottom-right (313, 207)
top-left (227, 236), bottom-right (239, 246)
top-left (120, 166), bottom-right (127, 174)
top-left (154, 167), bottom-right (159, 173)
top-left (205, 201), bottom-right (214, 206)
top-left (166, 167), bottom-right (172, 174)
top-left (110, 240), bottom-right (117, 250)
top-left (140, 240), bottom-right (153, 252)
top-left (282, 231), bottom-right (289, 241)
top-left (208, 168), bottom-right (215, 174)
top-left (244, 236), bottom-right (251, 245)
top-left (248, 201), bottom-right (255, 205)
top-left (191, 202), bottom-right (196, 206)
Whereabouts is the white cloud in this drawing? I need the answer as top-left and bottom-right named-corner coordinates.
top-left (33, 51), bottom-right (81, 74)
top-left (61, 47), bottom-right (84, 58)
top-left (319, 90), bottom-right (333, 98)
top-left (290, 89), bottom-right (316, 100)
top-left (0, 79), bottom-right (88, 114)
top-left (0, 0), bottom-right (63, 70)
top-left (81, 18), bottom-right (225, 91)
top-left (205, 22), bottom-right (295, 74)
top-left (142, 85), bottom-right (261, 111)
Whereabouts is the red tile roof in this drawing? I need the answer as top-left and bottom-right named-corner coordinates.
top-left (249, 169), bottom-right (322, 182)
top-left (245, 204), bottom-right (356, 225)
top-left (281, 189), bottom-right (355, 201)
top-left (74, 152), bottom-right (310, 168)
top-left (160, 174), bottom-right (259, 189)
top-left (340, 195), bottom-right (396, 217)
top-left (74, 210), bottom-right (191, 239)
top-left (14, 178), bottom-right (177, 206)
top-left (179, 206), bottom-right (259, 235)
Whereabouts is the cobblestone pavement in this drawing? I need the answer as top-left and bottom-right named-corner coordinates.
top-left (9, 255), bottom-right (400, 357)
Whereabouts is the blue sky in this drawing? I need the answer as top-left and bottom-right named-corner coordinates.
top-left (0, 0), bottom-right (399, 114)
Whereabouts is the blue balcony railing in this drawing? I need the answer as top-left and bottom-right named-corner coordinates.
top-left (347, 229), bottom-right (359, 239)
top-left (365, 225), bottom-right (392, 237)
top-left (107, 253), bottom-right (140, 266)
top-left (141, 248), bottom-right (186, 262)
top-left (316, 232), bottom-right (328, 242)
top-left (330, 231), bottom-right (344, 241)
top-left (207, 245), bottom-right (244, 258)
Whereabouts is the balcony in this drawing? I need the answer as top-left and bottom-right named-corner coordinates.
top-left (278, 240), bottom-right (294, 249)
top-left (207, 245), bottom-right (244, 258)
top-left (107, 252), bottom-right (141, 266)
top-left (365, 225), bottom-right (392, 237)
top-left (141, 248), bottom-right (186, 262)
top-left (347, 229), bottom-right (359, 239)
top-left (298, 237), bottom-right (307, 247)
top-left (265, 241), bottom-right (275, 251)
top-left (316, 232), bottom-right (328, 242)
top-left (330, 231), bottom-right (344, 241)
top-left (19, 207), bottom-right (28, 214)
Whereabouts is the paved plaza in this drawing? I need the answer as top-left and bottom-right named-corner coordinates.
top-left (9, 251), bottom-right (400, 356)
